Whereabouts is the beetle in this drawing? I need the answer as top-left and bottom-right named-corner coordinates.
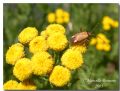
top-left (70, 27), bottom-right (105, 46)
top-left (70, 27), bottom-right (92, 46)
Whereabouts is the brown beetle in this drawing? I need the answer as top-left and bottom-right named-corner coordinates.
top-left (71, 24), bottom-right (102, 46)
top-left (71, 31), bottom-right (91, 45)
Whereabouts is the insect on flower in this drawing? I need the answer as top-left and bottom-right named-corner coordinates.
top-left (71, 28), bottom-right (92, 47)
top-left (70, 24), bottom-right (106, 47)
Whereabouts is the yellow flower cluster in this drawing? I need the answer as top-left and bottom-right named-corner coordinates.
top-left (29, 36), bottom-right (49, 54)
top-left (61, 49), bottom-right (83, 70)
top-left (6, 43), bottom-right (25, 65)
top-left (31, 51), bottom-right (54, 76)
top-left (47, 33), bottom-right (68, 51)
top-left (90, 33), bottom-right (111, 51)
top-left (102, 16), bottom-right (119, 31)
top-left (4, 80), bottom-right (36, 90)
top-left (13, 58), bottom-right (32, 81)
top-left (49, 65), bottom-right (71, 87)
top-left (40, 24), bottom-right (68, 51)
top-left (3, 80), bottom-right (18, 90)
top-left (18, 27), bottom-right (38, 44)
top-left (47, 8), bottom-right (70, 24)
top-left (70, 44), bottom-right (87, 53)
top-left (5, 24), bottom-right (84, 88)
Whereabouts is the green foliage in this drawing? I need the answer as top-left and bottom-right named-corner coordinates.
top-left (3, 4), bottom-right (119, 90)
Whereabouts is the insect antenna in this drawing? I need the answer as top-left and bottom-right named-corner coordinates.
top-left (90, 22), bottom-right (100, 34)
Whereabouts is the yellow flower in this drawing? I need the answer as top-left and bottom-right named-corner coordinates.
top-left (6, 43), bottom-right (24, 65)
top-left (63, 11), bottom-right (70, 23)
top-left (47, 33), bottom-right (68, 51)
top-left (90, 38), bottom-right (97, 45)
top-left (63, 11), bottom-right (70, 18)
top-left (40, 30), bottom-right (49, 39)
top-left (70, 45), bottom-right (87, 53)
top-left (18, 27), bottom-right (38, 44)
top-left (56, 17), bottom-right (64, 24)
top-left (102, 16), bottom-right (114, 25)
top-left (31, 51), bottom-right (54, 76)
top-left (4, 80), bottom-right (18, 90)
top-left (61, 49), bottom-right (83, 70)
top-left (49, 65), bottom-right (71, 87)
top-left (103, 24), bottom-right (111, 30)
top-left (55, 8), bottom-right (64, 17)
top-left (29, 36), bottom-right (49, 54)
top-left (47, 13), bottom-right (55, 23)
top-left (97, 33), bottom-right (110, 44)
top-left (103, 44), bottom-right (111, 51)
top-left (13, 58), bottom-right (32, 81)
top-left (96, 43), bottom-right (103, 50)
top-left (46, 24), bottom-right (65, 36)
top-left (17, 80), bottom-right (36, 90)
top-left (63, 17), bottom-right (70, 23)
top-left (111, 20), bottom-right (119, 28)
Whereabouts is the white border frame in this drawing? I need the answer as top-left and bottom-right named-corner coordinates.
top-left (0, 0), bottom-right (120, 91)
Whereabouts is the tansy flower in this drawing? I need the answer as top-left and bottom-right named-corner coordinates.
top-left (102, 16), bottom-right (114, 25)
top-left (47, 13), bottom-right (55, 23)
top-left (49, 65), bottom-right (71, 87)
top-left (90, 38), bottom-right (97, 45)
top-left (70, 44), bottom-right (87, 53)
top-left (40, 30), bottom-right (49, 39)
top-left (102, 16), bottom-right (118, 31)
top-left (29, 36), bottom-right (49, 54)
top-left (56, 17), bottom-right (64, 24)
top-left (46, 24), bottom-right (65, 36)
top-left (17, 80), bottom-right (36, 90)
top-left (111, 20), bottom-right (119, 28)
top-left (55, 8), bottom-right (64, 17)
top-left (103, 24), bottom-right (111, 31)
top-left (96, 44), bottom-right (103, 50)
top-left (4, 80), bottom-right (18, 90)
top-left (103, 44), bottom-right (111, 51)
top-left (18, 27), bottom-right (38, 44)
top-left (6, 43), bottom-right (24, 65)
top-left (31, 51), bottom-right (54, 76)
top-left (13, 58), bottom-right (32, 81)
top-left (97, 33), bottom-right (110, 44)
top-left (47, 33), bottom-right (68, 51)
top-left (63, 11), bottom-right (70, 23)
top-left (61, 49), bottom-right (83, 70)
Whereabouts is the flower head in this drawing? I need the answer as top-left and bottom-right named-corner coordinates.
top-left (90, 38), bottom-right (97, 45)
top-left (29, 36), bottom-right (49, 54)
top-left (70, 44), bottom-right (87, 53)
top-left (13, 58), bottom-right (32, 81)
top-left (49, 65), bottom-right (71, 87)
top-left (63, 11), bottom-right (70, 23)
top-left (47, 33), bottom-right (68, 51)
top-left (56, 17), bottom-right (64, 24)
top-left (17, 80), bottom-right (36, 90)
top-left (102, 16), bottom-right (118, 31)
top-left (6, 43), bottom-right (25, 65)
top-left (103, 44), bottom-right (111, 51)
top-left (18, 27), bottom-right (38, 44)
top-left (111, 20), bottom-right (119, 28)
top-left (103, 24), bottom-right (111, 30)
top-left (55, 8), bottom-right (64, 17)
top-left (46, 24), bottom-right (65, 36)
top-left (61, 49), bottom-right (83, 70)
top-left (40, 30), bottom-right (49, 39)
top-left (31, 51), bottom-right (54, 76)
top-left (4, 80), bottom-right (18, 90)
top-left (47, 13), bottom-right (55, 23)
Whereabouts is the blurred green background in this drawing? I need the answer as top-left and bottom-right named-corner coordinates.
top-left (3, 4), bottom-right (119, 90)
